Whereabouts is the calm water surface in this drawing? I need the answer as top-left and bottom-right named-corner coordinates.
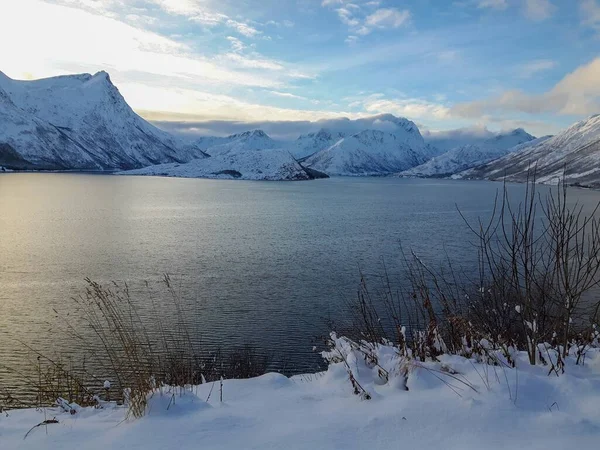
top-left (2, 174), bottom-right (600, 393)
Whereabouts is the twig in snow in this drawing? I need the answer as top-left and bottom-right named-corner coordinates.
top-left (24, 418), bottom-right (59, 440)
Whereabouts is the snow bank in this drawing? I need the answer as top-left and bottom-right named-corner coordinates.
top-left (3, 344), bottom-right (600, 450)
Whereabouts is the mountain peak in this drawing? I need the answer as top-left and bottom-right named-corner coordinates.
top-left (0, 70), bottom-right (206, 170)
top-left (231, 129), bottom-right (270, 140)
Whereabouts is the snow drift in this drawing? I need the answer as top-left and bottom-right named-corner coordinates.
top-left (3, 343), bottom-right (600, 450)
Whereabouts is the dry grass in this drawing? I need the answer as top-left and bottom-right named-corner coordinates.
top-left (3, 276), bottom-right (271, 417)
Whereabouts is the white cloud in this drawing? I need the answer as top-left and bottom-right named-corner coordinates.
top-left (336, 8), bottom-right (360, 26)
top-left (225, 19), bottom-right (261, 37)
top-left (477, 0), bottom-right (508, 10)
top-left (358, 95), bottom-right (451, 120)
top-left (519, 59), bottom-right (557, 78)
top-left (581, 0), bottom-right (600, 34)
top-left (453, 58), bottom-right (600, 117)
top-left (267, 91), bottom-right (309, 100)
top-left (476, 0), bottom-right (554, 20)
top-left (1, 0), bottom-right (311, 94)
top-left (365, 8), bottom-right (411, 29)
top-left (149, 0), bottom-right (203, 16)
top-left (523, 0), bottom-right (555, 21)
top-left (220, 53), bottom-right (285, 71)
top-left (129, 84), bottom-right (357, 122)
top-left (226, 36), bottom-right (246, 52)
top-left (323, 2), bottom-right (411, 42)
top-left (149, 0), bottom-right (263, 37)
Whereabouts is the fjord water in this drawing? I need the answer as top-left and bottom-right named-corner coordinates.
top-left (2, 174), bottom-right (600, 392)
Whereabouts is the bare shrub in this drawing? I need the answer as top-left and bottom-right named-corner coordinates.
top-left (331, 175), bottom-right (600, 388)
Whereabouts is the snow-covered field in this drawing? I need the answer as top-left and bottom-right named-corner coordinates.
top-left (3, 345), bottom-right (599, 450)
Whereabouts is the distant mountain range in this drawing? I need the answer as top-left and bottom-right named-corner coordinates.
top-left (2, 70), bottom-right (600, 185)
top-left (401, 129), bottom-right (538, 178)
top-left (305, 129), bottom-right (430, 176)
top-left (125, 130), bottom-right (326, 181)
top-left (462, 115), bottom-right (600, 187)
top-left (0, 71), bottom-right (206, 170)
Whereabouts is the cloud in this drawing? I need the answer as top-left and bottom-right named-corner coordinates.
top-left (476, 0), bottom-right (554, 20)
top-left (422, 125), bottom-right (496, 150)
top-left (1, 0), bottom-right (316, 119)
top-left (322, 1), bottom-right (410, 41)
top-left (358, 95), bottom-right (451, 120)
top-left (581, 0), bottom-right (600, 34)
top-left (149, 0), bottom-right (263, 37)
top-left (364, 8), bottom-right (411, 29)
top-left (219, 53), bottom-right (286, 71)
top-left (321, 0), bottom-right (343, 6)
top-left (523, 0), bottom-right (555, 21)
top-left (149, 113), bottom-right (426, 141)
top-left (453, 57), bottom-right (600, 117)
top-left (477, 0), bottom-right (508, 10)
top-left (226, 36), bottom-right (246, 52)
top-left (336, 7), bottom-right (360, 27)
top-left (225, 19), bottom-right (262, 37)
top-left (125, 83), bottom-right (359, 124)
top-left (267, 91), bottom-right (309, 100)
top-left (519, 59), bottom-right (557, 78)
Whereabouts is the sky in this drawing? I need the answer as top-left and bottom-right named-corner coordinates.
top-left (1, 0), bottom-right (600, 139)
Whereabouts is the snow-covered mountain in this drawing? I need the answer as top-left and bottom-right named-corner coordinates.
top-left (122, 148), bottom-right (327, 181)
top-left (203, 130), bottom-right (279, 157)
top-left (125, 128), bottom-right (329, 181)
top-left (422, 126), bottom-right (497, 152)
top-left (401, 129), bottom-right (537, 178)
top-left (464, 115), bottom-right (600, 187)
top-left (0, 71), bottom-right (207, 170)
top-left (305, 128), bottom-right (430, 176)
top-left (290, 129), bottom-right (346, 159)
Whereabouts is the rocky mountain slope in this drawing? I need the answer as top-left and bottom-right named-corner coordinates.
top-left (0, 71), bottom-right (207, 170)
top-left (304, 118), bottom-right (434, 176)
top-left (122, 148), bottom-right (326, 181)
top-left (290, 129), bottom-right (346, 159)
top-left (463, 115), bottom-right (600, 187)
top-left (402, 129), bottom-right (538, 178)
top-left (202, 130), bottom-right (279, 157)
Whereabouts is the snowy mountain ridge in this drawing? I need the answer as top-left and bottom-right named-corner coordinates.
top-left (304, 128), bottom-right (431, 176)
top-left (0, 71), bottom-right (207, 170)
top-left (463, 114), bottom-right (600, 187)
top-left (291, 129), bottom-right (347, 159)
top-left (122, 147), bottom-right (328, 181)
top-left (401, 128), bottom-right (537, 178)
top-left (203, 130), bottom-right (279, 157)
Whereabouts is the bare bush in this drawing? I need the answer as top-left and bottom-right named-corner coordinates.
top-left (331, 176), bottom-right (600, 393)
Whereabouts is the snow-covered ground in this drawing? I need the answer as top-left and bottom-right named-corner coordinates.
top-left (3, 345), bottom-right (599, 450)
